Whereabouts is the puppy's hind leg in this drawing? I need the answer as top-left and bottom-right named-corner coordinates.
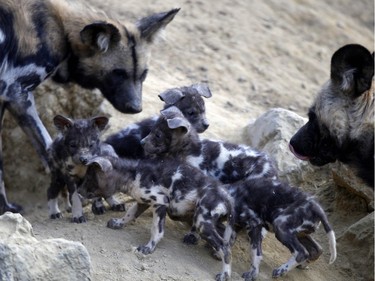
top-left (273, 227), bottom-right (309, 278)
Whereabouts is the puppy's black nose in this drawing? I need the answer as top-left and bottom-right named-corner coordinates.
top-left (79, 157), bottom-right (88, 164)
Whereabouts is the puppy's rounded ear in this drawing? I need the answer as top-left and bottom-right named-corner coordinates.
top-left (86, 157), bottom-right (113, 173)
top-left (158, 89), bottom-right (185, 105)
top-left (91, 116), bottom-right (109, 131)
top-left (191, 83), bottom-right (212, 98)
top-left (53, 115), bottom-right (73, 131)
top-left (167, 117), bottom-right (191, 134)
top-left (330, 44), bottom-right (374, 97)
top-left (160, 106), bottom-right (184, 119)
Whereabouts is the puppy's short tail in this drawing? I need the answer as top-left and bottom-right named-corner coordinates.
top-left (317, 204), bottom-right (337, 264)
top-left (326, 230), bottom-right (337, 264)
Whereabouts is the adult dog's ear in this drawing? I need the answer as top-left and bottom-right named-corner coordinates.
top-left (80, 22), bottom-right (121, 53)
top-left (330, 44), bottom-right (374, 97)
top-left (137, 8), bottom-right (180, 43)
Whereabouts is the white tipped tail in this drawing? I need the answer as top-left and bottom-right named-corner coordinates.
top-left (327, 230), bottom-right (337, 264)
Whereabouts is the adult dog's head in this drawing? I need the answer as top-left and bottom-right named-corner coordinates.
top-left (290, 44), bottom-right (374, 187)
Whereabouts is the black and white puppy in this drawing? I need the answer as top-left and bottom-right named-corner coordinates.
top-left (47, 115), bottom-right (124, 223)
top-left (78, 155), bottom-right (235, 281)
top-left (105, 83), bottom-right (212, 159)
top-left (290, 44), bottom-right (374, 188)
top-left (141, 107), bottom-right (337, 280)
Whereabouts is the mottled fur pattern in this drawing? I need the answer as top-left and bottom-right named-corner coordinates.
top-left (77, 155), bottom-right (235, 281)
top-left (290, 44), bottom-right (374, 187)
top-left (141, 107), bottom-right (337, 279)
top-left (0, 0), bottom-right (179, 214)
top-left (47, 115), bottom-right (123, 223)
top-left (105, 83), bottom-right (212, 159)
top-left (227, 178), bottom-right (336, 280)
top-left (141, 106), bottom-right (279, 184)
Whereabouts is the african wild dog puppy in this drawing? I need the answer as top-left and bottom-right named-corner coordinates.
top-left (290, 44), bottom-right (374, 188)
top-left (227, 178), bottom-right (337, 280)
top-left (105, 83), bottom-right (212, 159)
top-left (0, 0), bottom-right (179, 214)
top-left (141, 107), bottom-right (337, 279)
top-left (47, 115), bottom-right (124, 223)
top-left (78, 155), bottom-right (235, 281)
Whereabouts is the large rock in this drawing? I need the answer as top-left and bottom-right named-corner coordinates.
top-left (337, 212), bottom-right (374, 281)
top-left (0, 212), bottom-right (92, 281)
top-left (244, 107), bottom-right (329, 185)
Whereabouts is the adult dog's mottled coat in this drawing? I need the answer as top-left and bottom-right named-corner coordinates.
top-left (290, 44), bottom-right (374, 187)
top-left (0, 0), bottom-right (179, 213)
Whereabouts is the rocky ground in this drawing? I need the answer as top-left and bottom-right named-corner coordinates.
top-left (3, 0), bottom-right (374, 280)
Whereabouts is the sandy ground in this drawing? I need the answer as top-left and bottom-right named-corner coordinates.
top-left (6, 0), bottom-right (374, 280)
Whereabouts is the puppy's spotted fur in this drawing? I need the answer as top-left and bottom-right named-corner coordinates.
top-left (47, 115), bottom-right (123, 223)
top-left (78, 154), bottom-right (235, 281)
top-left (141, 107), bottom-right (337, 280)
top-left (105, 83), bottom-right (212, 159)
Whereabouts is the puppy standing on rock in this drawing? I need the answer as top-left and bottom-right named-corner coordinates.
top-left (47, 115), bottom-right (124, 223)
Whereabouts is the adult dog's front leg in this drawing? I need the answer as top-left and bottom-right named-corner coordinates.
top-left (6, 85), bottom-right (52, 169)
top-left (137, 204), bottom-right (167, 255)
top-left (0, 102), bottom-right (23, 214)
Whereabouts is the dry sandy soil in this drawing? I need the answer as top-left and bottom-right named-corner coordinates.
top-left (6, 0), bottom-right (374, 280)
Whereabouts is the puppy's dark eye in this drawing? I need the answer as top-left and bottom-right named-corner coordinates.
top-left (187, 110), bottom-right (195, 116)
top-left (69, 142), bottom-right (77, 148)
top-left (112, 69), bottom-right (128, 79)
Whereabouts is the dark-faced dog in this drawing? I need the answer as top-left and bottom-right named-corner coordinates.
top-left (289, 44), bottom-right (374, 188)
top-left (141, 107), bottom-right (337, 279)
top-left (105, 83), bottom-right (212, 159)
top-left (0, 0), bottom-right (179, 214)
top-left (78, 155), bottom-right (235, 281)
top-left (47, 115), bottom-right (123, 223)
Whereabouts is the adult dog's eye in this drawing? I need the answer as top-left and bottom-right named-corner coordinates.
top-left (112, 69), bottom-right (128, 79)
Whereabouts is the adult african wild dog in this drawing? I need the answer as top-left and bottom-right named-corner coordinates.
top-left (141, 107), bottom-right (337, 280)
top-left (105, 83), bottom-right (212, 159)
top-left (289, 44), bottom-right (374, 188)
top-left (0, 0), bottom-right (179, 214)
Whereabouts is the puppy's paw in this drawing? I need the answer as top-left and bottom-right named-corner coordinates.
top-left (71, 215), bottom-right (86, 223)
top-left (183, 232), bottom-right (199, 245)
top-left (110, 203), bottom-right (126, 212)
top-left (215, 272), bottom-right (229, 281)
top-left (242, 266), bottom-right (259, 281)
top-left (107, 218), bottom-right (125, 229)
top-left (136, 245), bottom-right (153, 255)
top-left (92, 203), bottom-right (106, 215)
top-left (50, 213), bottom-right (63, 219)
